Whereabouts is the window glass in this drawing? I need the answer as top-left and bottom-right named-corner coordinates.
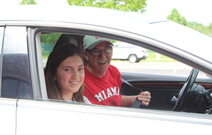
top-left (2, 27), bottom-right (33, 99)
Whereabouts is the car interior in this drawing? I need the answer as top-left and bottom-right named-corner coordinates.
top-left (40, 31), bottom-right (212, 115)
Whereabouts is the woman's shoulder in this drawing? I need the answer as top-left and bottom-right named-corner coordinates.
top-left (83, 96), bottom-right (92, 104)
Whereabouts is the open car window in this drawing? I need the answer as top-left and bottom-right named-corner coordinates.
top-left (40, 32), bottom-right (206, 79)
top-left (111, 42), bottom-right (211, 79)
top-left (38, 31), bottom-right (212, 114)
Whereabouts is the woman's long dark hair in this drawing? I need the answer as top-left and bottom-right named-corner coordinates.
top-left (45, 43), bottom-right (84, 102)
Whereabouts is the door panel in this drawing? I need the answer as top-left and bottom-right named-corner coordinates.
top-left (121, 72), bottom-right (212, 111)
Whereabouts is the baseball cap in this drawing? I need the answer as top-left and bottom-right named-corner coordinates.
top-left (83, 35), bottom-right (113, 50)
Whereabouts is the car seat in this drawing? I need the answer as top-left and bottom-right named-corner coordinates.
top-left (54, 34), bottom-right (78, 49)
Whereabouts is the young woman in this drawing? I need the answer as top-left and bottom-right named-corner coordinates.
top-left (45, 43), bottom-right (90, 103)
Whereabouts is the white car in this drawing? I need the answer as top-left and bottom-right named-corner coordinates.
top-left (0, 5), bottom-right (212, 135)
top-left (112, 42), bottom-right (148, 63)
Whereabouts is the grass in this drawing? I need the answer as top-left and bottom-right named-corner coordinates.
top-left (145, 52), bottom-right (177, 62)
top-left (42, 54), bottom-right (49, 59)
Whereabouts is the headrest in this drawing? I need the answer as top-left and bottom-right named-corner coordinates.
top-left (54, 34), bottom-right (77, 50)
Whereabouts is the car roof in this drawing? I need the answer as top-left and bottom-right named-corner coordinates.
top-left (0, 5), bottom-right (212, 63)
top-left (0, 5), bottom-right (162, 23)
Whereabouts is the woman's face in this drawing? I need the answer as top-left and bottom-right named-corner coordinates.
top-left (55, 54), bottom-right (84, 96)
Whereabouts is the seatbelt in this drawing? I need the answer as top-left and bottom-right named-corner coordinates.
top-left (131, 97), bottom-right (142, 108)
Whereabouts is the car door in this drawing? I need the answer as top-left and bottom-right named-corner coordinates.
top-left (1, 6), bottom-right (212, 135)
top-left (0, 98), bottom-right (17, 135)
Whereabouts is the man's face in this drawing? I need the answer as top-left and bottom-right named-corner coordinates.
top-left (86, 42), bottom-right (113, 75)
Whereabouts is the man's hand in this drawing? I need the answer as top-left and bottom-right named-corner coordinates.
top-left (120, 91), bottom-right (151, 107)
top-left (137, 91), bottom-right (151, 106)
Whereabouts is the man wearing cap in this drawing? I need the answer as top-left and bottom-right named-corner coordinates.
top-left (83, 35), bottom-right (151, 107)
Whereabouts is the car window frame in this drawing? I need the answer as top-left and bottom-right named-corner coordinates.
top-left (28, 25), bottom-right (212, 101)
top-left (0, 27), bottom-right (4, 97)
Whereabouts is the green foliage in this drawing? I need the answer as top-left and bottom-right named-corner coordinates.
top-left (67, 0), bottom-right (147, 13)
top-left (167, 8), bottom-right (187, 26)
top-left (20, 0), bottom-right (37, 5)
top-left (203, 23), bottom-right (212, 37)
top-left (185, 22), bottom-right (212, 38)
top-left (40, 33), bottom-right (62, 44)
top-left (167, 8), bottom-right (212, 38)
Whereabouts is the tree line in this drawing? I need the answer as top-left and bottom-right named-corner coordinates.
top-left (20, 0), bottom-right (212, 44)
top-left (167, 8), bottom-right (212, 38)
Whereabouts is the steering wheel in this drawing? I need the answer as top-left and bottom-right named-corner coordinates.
top-left (173, 68), bottom-right (199, 111)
